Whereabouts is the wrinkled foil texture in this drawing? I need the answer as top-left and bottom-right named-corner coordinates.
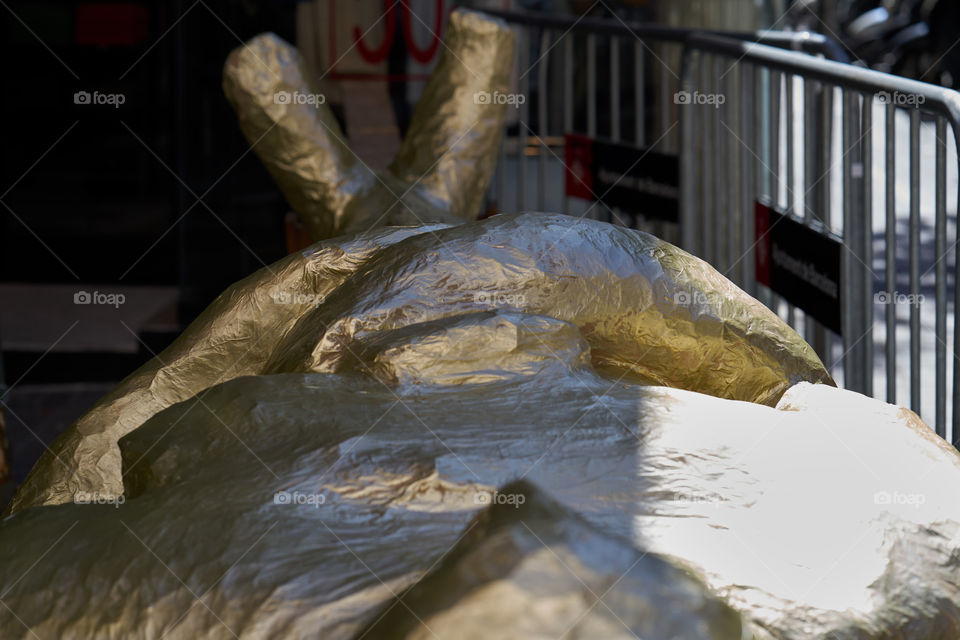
top-left (222, 9), bottom-right (514, 241)
top-left (6, 213), bottom-right (831, 515)
top-left (1, 214), bottom-right (958, 638)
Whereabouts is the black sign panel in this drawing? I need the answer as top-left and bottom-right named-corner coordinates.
top-left (564, 134), bottom-right (679, 222)
top-left (755, 201), bottom-right (843, 334)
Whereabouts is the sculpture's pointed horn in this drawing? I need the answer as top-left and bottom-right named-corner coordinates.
top-left (223, 33), bottom-right (366, 240)
top-left (389, 10), bottom-right (515, 220)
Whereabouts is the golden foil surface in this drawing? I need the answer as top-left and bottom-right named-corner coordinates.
top-left (4, 9), bottom-right (959, 639)
top-left (6, 213), bottom-right (832, 516)
top-left (222, 9), bottom-right (514, 241)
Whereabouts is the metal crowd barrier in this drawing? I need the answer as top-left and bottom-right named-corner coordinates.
top-left (680, 34), bottom-right (960, 440)
top-left (483, 10), bottom-right (960, 444)
top-left (483, 10), bottom-right (847, 244)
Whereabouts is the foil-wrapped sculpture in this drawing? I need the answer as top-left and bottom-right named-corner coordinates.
top-left (222, 9), bottom-right (513, 240)
top-left (3, 8), bottom-right (960, 640)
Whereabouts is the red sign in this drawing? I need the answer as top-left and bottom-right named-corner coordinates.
top-left (564, 134), bottom-right (594, 200)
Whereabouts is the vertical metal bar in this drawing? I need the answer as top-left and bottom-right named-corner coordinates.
top-left (953, 121), bottom-right (960, 441)
top-left (786, 74), bottom-right (796, 216)
top-left (741, 62), bottom-right (755, 294)
top-left (715, 56), bottom-right (727, 271)
top-left (861, 92), bottom-right (873, 397)
top-left (587, 32), bottom-right (597, 220)
top-left (538, 29), bottom-right (550, 212)
top-left (820, 85), bottom-right (835, 368)
top-left (634, 40), bottom-right (645, 147)
top-left (563, 33), bottom-right (573, 216)
top-left (842, 90), bottom-right (860, 392)
top-left (771, 71), bottom-right (781, 210)
top-left (611, 36), bottom-right (621, 142)
top-left (680, 50), bottom-right (695, 252)
top-left (786, 73), bottom-right (796, 328)
top-left (909, 108), bottom-right (921, 412)
top-left (660, 42), bottom-right (671, 148)
top-left (935, 117), bottom-right (947, 437)
top-left (518, 29), bottom-right (529, 212)
top-left (587, 33), bottom-right (597, 138)
top-left (755, 66), bottom-right (769, 305)
top-left (769, 70), bottom-right (782, 314)
top-left (804, 79), bottom-right (818, 347)
top-left (884, 101), bottom-right (896, 403)
top-left (699, 55), bottom-right (712, 260)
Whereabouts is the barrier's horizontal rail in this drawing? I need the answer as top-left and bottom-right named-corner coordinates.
top-left (483, 9), bottom-right (850, 61)
top-left (685, 34), bottom-right (960, 123)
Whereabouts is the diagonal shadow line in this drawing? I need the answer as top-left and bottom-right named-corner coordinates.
top-left (119, 0), bottom-right (201, 80)
top-left (597, 0), bottom-right (679, 81)
top-left (197, 1), bottom-right (281, 82)
top-left (161, 521), bottom-right (279, 638)
top-left (519, 520), bottom-right (644, 639)
top-left (316, 519), bottom-right (442, 640)
top-left (718, 114), bottom-right (878, 282)
top-left (518, 0), bottom-right (601, 81)
top-left (405, 5), bottom-right (483, 82)
top-left (2, 121), bottom-right (80, 200)
top-left (122, 520), bottom-right (240, 639)
top-left (118, 119), bottom-right (280, 280)
top-left (353, 519), bottom-right (481, 640)
top-left (308, 113), bottom-right (478, 276)
top-left (0, 320), bottom-right (79, 401)
top-left (0, 400), bottom-right (71, 471)
top-left (119, 120), bottom-right (278, 278)
top-left (0, 520), bottom-right (78, 599)
top-left (317, 0), bottom-right (405, 84)
top-left (117, 320), bottom-right (281, 481)
top-left (0, 0), bottom-right (79, 79)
